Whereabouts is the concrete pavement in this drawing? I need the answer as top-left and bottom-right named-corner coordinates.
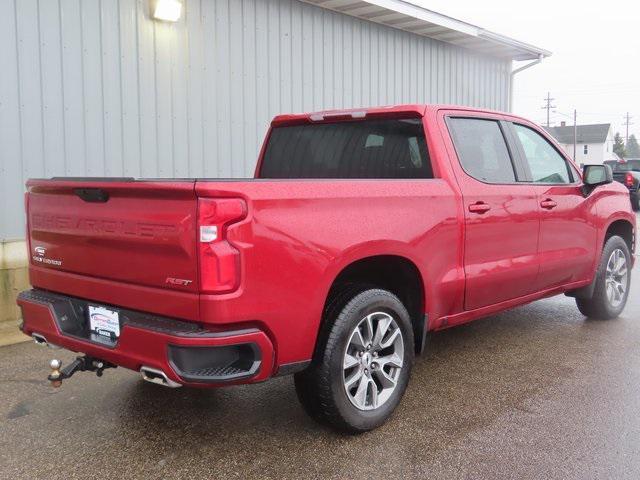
top-left (0, 261), bottom-right (638, 479)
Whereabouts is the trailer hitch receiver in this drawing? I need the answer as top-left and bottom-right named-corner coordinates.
top-left (48, 356), bottom-right (116, 387)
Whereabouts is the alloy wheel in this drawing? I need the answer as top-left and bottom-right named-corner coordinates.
top-left (342, 312), bottom-right (404, 411)
top-left (605, 248), bottom-right (628, 308)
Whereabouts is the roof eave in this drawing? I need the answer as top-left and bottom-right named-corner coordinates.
top-left (300, 0), bottom-right (551, 61)
top-left (478, 30), bottom-right (552, 61)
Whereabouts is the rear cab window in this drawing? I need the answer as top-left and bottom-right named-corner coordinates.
top-left (610, 160), bottom-right (640, 172)
top-left (259, 118), bottom-right (433, 179)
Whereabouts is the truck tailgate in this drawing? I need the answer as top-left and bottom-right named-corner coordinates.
top-left (26, 179), bottom-right (199, 316)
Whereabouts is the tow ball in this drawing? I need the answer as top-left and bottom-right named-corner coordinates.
top-left (48, 356), bottom-right (116, 388)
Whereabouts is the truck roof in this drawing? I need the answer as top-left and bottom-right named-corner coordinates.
top-left (271, 104), bottom-right (529, 126)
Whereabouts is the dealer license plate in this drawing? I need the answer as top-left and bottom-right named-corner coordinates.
top-left (88, 305), bottom-right (121, 339)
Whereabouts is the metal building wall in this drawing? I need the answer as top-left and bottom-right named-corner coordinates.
top-left (0, 0), bottom-right (511, 240)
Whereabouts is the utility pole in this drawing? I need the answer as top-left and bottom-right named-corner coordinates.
top-left (623, 112), bottom-right (633, 144)
top-left (541, 92), bottom-right (556, 127)
top-left (573, 109), bottom-right (577, 161)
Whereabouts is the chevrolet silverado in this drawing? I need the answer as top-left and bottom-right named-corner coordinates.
top-left (18, 105), bottom-right (636, 433)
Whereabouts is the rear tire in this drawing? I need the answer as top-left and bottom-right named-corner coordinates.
top-left (295, 287), bottom-right (414, 433)
top-left (631, 195), bottom-right (640, 211)
top-left (576, 235), bottom-right (631, 319)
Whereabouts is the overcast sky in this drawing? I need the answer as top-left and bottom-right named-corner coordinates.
top-left (412, 0), bottom-right (640, 139)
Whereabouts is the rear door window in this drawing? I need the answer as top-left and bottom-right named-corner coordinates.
top-left (260, 118), bottom-right (433, 179)
top-left (447, 117), bottom-right (517, 183)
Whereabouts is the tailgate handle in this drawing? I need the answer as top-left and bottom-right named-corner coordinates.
top-left (74, 188), bottom-right (109, 203)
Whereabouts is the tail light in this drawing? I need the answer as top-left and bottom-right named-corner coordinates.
top-left (197, 198), bottom-right (247, 293)
top-left (25, 191), bottom-right (31, 258)
top-left (626, 172), bottom-right (634, 188)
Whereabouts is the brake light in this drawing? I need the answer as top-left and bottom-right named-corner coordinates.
top-left (197, 198), bottom-right (247, 293)
top-left (626, 172), bottom-right (634, 188)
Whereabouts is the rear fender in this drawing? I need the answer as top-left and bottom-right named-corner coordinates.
top-left (320, 240), bottom-right (427, 305)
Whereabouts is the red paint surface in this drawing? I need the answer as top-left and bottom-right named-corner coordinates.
top-left (20, 105), bottom-right (636, 385)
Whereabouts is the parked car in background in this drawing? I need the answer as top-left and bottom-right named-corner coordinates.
top-left (605, 159), bottom-right (640, 210)
top-left (18, 105), bottom-right (636, 433)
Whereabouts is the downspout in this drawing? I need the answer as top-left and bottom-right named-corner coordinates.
top-left (508, 54), bottom-right (544, 112)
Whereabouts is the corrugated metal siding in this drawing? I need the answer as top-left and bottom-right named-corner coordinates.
top-left (0, 0), bottom-right (511, 240)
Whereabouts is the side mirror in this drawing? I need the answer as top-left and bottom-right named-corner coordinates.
top-left (582, 164), bottom-right (613, 195)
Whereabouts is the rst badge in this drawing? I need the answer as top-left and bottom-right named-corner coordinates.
top-left (166, 277), bottom-right (193, 287)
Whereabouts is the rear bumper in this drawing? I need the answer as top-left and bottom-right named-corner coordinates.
top-left (17, 289), bottom-right (274, 387)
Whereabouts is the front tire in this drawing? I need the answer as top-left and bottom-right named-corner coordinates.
top-left (295, 288), bottom-right (414, 433)
top-left (576, 235), bottom-right (631, 319)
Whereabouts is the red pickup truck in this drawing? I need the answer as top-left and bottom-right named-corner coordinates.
top-left (18, 105), bottom-right (636, 433)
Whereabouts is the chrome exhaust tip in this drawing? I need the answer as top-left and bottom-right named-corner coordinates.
top-left (32, 333), bottom-right (48, 345)
top-left (140, 366), bottom-right (182, 388)
top-left (32, 333), bottom-right (61, 349)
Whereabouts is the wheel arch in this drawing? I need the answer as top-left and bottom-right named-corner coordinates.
top-left (568, 215), bottom-right (635, 300)
top-left (319, 253), bottom-right (427, 356)
top-left (604, 217), bottom-right (635, 256)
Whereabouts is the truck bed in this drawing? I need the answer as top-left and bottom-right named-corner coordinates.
top-left (25, 176), bottom-right (460, 364)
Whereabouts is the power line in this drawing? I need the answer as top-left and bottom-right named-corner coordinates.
top-left (519, 86), bottom-right (640, 99)
top-left (541, 92), bottom-right (556, 127)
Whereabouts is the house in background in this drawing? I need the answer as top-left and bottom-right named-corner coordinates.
top-left (544, 122), bottom-right (614, 164)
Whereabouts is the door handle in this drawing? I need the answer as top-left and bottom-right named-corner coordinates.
top-left (540, 199), bottom-right (557, 209)
top-left (468, 202), bottom-right (491, 214)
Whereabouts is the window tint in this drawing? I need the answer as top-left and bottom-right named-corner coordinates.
top-left (447, 118), bottom-right (516, 183)
top-left (514, 124), bottom-right (572, 184)
top-left (260, 118), bottom-right (433, 179)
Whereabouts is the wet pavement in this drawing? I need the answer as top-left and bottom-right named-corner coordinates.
top-left (1, 261), bottom-right (639, 479)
